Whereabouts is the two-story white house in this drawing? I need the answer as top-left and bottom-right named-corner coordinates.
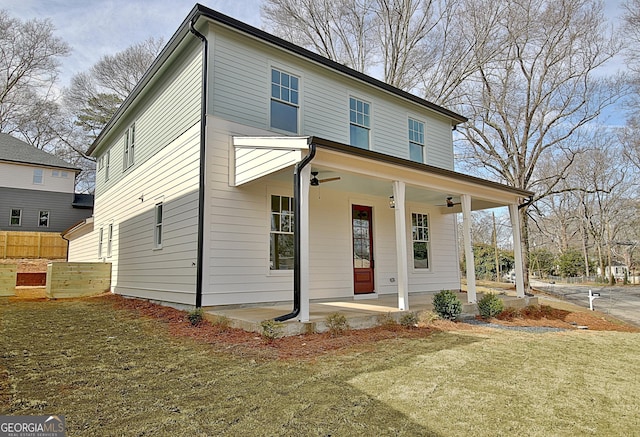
top-left (0, 133), bottom-right (93, 233)
top-left (66, 4), bottom-right (531, 321)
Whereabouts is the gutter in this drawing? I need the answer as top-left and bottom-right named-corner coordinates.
top-left (274, 140), bottom-right (316, 322)
top-left (189, 18), bottom-right (208, 308)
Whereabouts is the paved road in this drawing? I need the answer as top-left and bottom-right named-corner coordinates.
top-left (531, 280), bottom-right (640, 327)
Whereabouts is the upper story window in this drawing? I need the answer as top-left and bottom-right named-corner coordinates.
top-left (123, 123), bottom-right (135, 170)
top-left (270, 68), bottom-right (299, 133)
top-left (409, 118), bottom-right (425, 163)
top-left (38, 211), bottom-right (50, 228)
top-left (270, 195), bottom-right (294, 270)
top-left (349, 97), bottom-right (370, 149)
top-left (412, 212), bottom-right (430, 269)
top-left (10, 209), bottom-right (21, 226)
top-left (52, 170), bottom-right (69, 178)
top-left (97, 156), bottom-right (104, 171)
top-left (105, 150), bottom-right (110, 181)
top-left (33, 169), bottom-right (43, 184)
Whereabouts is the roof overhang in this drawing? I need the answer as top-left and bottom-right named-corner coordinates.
top-left (231, 136), bottom-right (533, 211)
top-left (61, 217), bottom-right (94, 240)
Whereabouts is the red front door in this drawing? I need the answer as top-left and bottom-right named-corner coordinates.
top-left (352, 205), bottom-right (374, 294)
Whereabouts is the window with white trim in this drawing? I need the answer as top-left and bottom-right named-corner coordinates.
top-left (33, 169), bottom-right (43, 184)
top-left (270, 195), bottom-right (294, 270)
top-left (349, 97), bottom-right (370, 149)
top-left (107, 223), bottom-right (113, 257)
top-left (98, 227), bottom-right (104, 258)
top-left (270, 68), bottom-right (299, 133)
top-left (409, 118), bottom-right (425, 163)
top-left (123, 123), bottom-right (135, 170)
top-left (412, 212), bottom-right (430, 269)
top-left (10, 209), bottom-right (21, 226)
top-left (154, 203), bottom-right (163, 249)
top-left (105, 150), bottom-right (110, 181)
top-left (38, 211), bottom-right (50, 228)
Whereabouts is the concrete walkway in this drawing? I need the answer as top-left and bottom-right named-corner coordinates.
top-left (204, 292), bottom-right (539, 336)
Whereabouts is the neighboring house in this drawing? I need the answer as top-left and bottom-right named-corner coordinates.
top-left (597, 263), bottom-right (629, 280)
top-left (0, 133), bottom-right (93, 233)
top-left (65, 4), bottom-right (532, 320)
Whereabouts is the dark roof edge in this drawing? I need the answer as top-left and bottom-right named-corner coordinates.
top-left (309, 136), bottom-right (534, 199)
top-left (0, 158), bottom-right (80, 172)
top-left (88, 3), bottom-right (466, 156)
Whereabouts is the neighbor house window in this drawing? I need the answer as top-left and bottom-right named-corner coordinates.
top-left (270, 68), bottom-right (299, 133)
top-left (33, 169), bottom-right (43, 184)
top-left (98, 227), bottom-right (104, 258)
top-left (10, 209), bottom-right (22, 226)
top-left (51, 170), bottom-right (68, 178)
top-left (105, 150), bottom-right (110, 181)
top-left (349, 97), bottom-right (370, 149)
top-left (154, 203), bottom-right (163, 249)
top-left (38, 211), bottom-right (50, 228)
top-left (409, 118), bottom-right (425, 163)
top-left (107, 223), bottom-right (113, 257)
top-left (412, 212), bottom-right (430, 269)
top-left (123, 123), bottom-right (135, 170)
top-left (270, 195), bottom-right (294, 270)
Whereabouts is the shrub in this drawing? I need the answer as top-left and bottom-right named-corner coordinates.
top-left (432, 290), bottom-right (462, 321)
top-left (477, 293), bottom-right (504, 319)
top-left (187, 308), bottom-right (204, 326)
top-left (325, 312), bottom-right (349, 336)
top-left (210, 315), bottom-right (231, 331)
top-left (400, 312), bottom-right (419, 328)
top-left (260, 319), bottom-right (285, 342)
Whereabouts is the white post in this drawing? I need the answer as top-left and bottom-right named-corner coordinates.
top-left (393, 181), bottom-right (409, 310)
top-left (299, 165), bottom-right (311, 322)
top-left (508, 203), bottom-right (526, 298)
top-left (461, 194), bottom-right (476, 303)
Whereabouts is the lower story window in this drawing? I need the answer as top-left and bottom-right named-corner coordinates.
top-left (270, 195), bottom-right (294, 270)
top-left (38, 211), bottom-right (50, 227)
top-left (10, 209), bottom-right (21, 226)
top-left (154, 203), bottom-right (163, 249)
top-left (412, 212), bottom-right (430, 269)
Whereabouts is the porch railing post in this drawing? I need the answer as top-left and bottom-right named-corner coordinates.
top-left (461, 194), bottom-right (477, 303)
top-left (393, 180), bottom-right (409, 310)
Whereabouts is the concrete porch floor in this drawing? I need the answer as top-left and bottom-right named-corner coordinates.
top-left (204, 292), bottom-right (539, 336)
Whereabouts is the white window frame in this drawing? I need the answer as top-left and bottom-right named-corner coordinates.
top-left (270, 67), bottom-right (300, 133)
top-left (107, 223), bottom-right (113, 257)
top-left (269, 194), bottom-right (295, 271)
top-left (9, 209), bottom-right (22, 226)
top-left (33, 168), bottom-right (43, 184)
top-left (411, 212), bottom-right (430, 270)
top-left (38, 210), bottom-right (50, 228)
top-left (349, 96), bottom-right (371, 149)
top-left (154, 202), bottom-right (163, 249)
top-left (98, 227), bottom-right (104, 259)
top-left (123, 123), bottom-right (135, 170)
top-left (105, 150), bottom-right (110, 181)
top-left (409, 118), bottom-right (425, 163)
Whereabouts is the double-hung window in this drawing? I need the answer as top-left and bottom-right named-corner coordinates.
top-left (105, 150), bottom-right (110, 181)
top-left (107, 223), bottom-right (113, 257)
top-left (271, 68), bottom-right (299, 133)
top-left (123, 123), bottom-right (135, 170)
top-left (10, 209), bottom-right (21, 226)
top-left (38, 211), bottom-right (50, 228)
top-left (154, 203), bottom-right (163, 249)
top-left (270, 195), bottom-right (294, 270)
top-left (409, 118), bottom-right (425, 163)
top-left (412, 213), bottom-right (430, 269)
top-left (33, 169), bottom-right (43, 184)
top-left (349, 97), bottom-right (370, 149)
top-left (98, 227), bottom-right (104, 258)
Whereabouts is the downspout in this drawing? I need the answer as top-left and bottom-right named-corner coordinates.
top-left (189, 18), bottom-right (207, 308)
top-left (274, 140), bottom-right (316, 322)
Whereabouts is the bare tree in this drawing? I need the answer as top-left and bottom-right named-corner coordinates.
top-left (0, 10), bottom-right (69, 138)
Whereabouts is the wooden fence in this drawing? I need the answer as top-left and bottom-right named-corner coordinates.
top-left (0, 264), bottom-right (17, 296)
top-left (0, 231), bottom-right (67, 259)
top-left (46, 262), bottom-right (111, 299)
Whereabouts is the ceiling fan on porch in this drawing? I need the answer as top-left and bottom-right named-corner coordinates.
top-left (437, 197), bottom-right (461, 208)
top-left (310, 171), bottom-right (341, 186)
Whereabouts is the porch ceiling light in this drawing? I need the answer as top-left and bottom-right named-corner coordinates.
top-left (389, 196), bottom-right (395, 209)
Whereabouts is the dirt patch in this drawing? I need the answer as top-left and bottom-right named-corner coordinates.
top-left (0, 259), bottom-right (64, 272)
top-left (104, 295), bottom-right (639, 361)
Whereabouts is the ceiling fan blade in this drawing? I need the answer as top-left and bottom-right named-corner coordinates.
top-left (318, 177), bottom-right (341, 183)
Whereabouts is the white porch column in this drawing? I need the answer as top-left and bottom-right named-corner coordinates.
top-left (461, 194), bottom-right (477, 303)
top-left (509, 203), bottom-right (526, 298)
top-left (299, 165), bottom-right (311, 322)
top-left (393, 180), bottom-right (409, 310)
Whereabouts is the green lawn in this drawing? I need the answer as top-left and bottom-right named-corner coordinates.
top-left (1, 298), bottom-right (639, 436)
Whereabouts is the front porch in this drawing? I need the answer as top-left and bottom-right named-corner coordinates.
top-left (204, 291), bottom-right (539, 336)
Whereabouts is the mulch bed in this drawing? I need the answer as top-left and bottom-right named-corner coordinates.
top-left (104, 294), bottom-right (639, 361)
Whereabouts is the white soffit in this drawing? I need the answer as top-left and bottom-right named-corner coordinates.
top-left (232, 136), bottom-right (309, 186)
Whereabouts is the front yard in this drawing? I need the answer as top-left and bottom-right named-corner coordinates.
top-left (1, 296), bottom-right (639, 436)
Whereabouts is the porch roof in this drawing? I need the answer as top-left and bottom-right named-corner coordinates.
top-left (232, 135), bottom-right (533, 210)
